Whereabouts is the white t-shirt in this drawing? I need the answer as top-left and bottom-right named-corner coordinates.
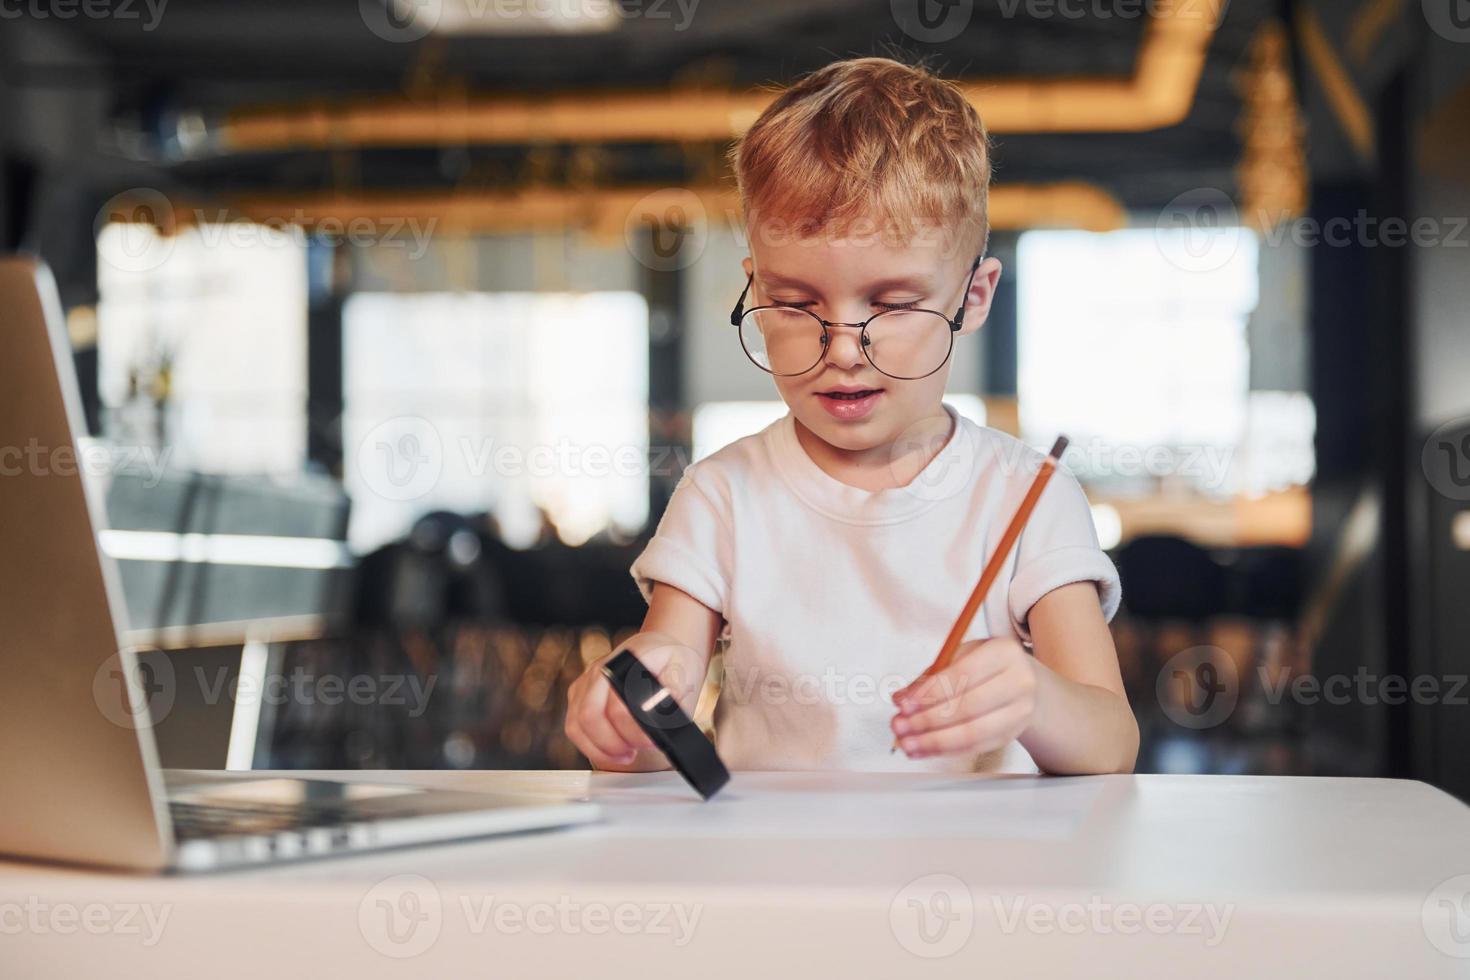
top-left (629, 403), bottom-right (1121, 773)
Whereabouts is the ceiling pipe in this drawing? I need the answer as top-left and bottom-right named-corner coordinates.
top-left (218, 1), bottom-right (1225, 152)
top-left (139, 182), bottom-right (1127, 236)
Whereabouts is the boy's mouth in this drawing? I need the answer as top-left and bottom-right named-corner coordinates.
top-left (815, 386), bottom-right (884, 421)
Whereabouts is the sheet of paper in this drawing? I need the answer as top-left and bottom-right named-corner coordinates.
top-left (587, 771), bottom-right (1106, 840)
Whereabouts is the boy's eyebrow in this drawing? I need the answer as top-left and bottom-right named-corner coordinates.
top-left (757, 271), bottom-right (937, 294)
top-left (864, 273), bottom-right (937, 294)
top-left (757, 270), bottom-right (819, 291)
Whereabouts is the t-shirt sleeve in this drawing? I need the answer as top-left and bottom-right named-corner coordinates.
top-left (629, 467), bottom-right (733, 615)
top-left (1006, 465), bottom-right (1122, 644)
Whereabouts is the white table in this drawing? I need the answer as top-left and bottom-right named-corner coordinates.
top-left (4, 771), bottom-right (1470, 978)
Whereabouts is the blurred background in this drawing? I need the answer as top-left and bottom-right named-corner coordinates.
top-left (2, 0), bottom-right (1468, 796)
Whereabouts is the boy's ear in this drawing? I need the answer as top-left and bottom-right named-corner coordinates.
top-left (741, 255), bottom-right (754, 279)
top-left (957, 256), bottom-right (1004, 337)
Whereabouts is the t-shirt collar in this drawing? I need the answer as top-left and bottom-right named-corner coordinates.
top-left (767, 402), bottom-right (975, 525)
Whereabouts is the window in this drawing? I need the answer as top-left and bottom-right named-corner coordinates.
top-left (1017, 228), bottom-right (1272, 496)
top-left (96, 223), bottom-right (308, 474)
top-left (343, 291), bottom-right (649, 552)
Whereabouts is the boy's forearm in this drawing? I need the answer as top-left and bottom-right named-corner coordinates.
top-left (1020, 662), bottom-right (1139, 775)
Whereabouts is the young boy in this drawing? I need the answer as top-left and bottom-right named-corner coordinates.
top-left (565, 57), bottom-right (1137, 775)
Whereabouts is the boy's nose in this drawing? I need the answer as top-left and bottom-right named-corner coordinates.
top-left (822, 324), bottom-right (866, 369)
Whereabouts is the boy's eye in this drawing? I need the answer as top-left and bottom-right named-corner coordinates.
top-left (767, 298), bottom-right (926, 315)
top-left (773, 300), bottom-right (923, 311)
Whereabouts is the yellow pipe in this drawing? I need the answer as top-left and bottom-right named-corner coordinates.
top-left (1295, 5), bottom-right (1376, 162)
top-left (165, 182), bottom-right (1127, 236)
top-left (220, 1), bottom-right (1225, 151)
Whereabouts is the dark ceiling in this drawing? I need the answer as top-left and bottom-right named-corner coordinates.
top-left (1, 0), bottom-right (1280, 212)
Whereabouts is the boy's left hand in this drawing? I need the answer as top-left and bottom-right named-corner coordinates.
top-left (890, 637), bottom-right (1042, 758)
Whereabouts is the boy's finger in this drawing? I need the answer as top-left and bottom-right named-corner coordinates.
top-left (894, 652), bottom-right (1006, 710)
top-left (892, 674), bottom-right (1015, 736)
top-left (566, 719), bottom-right (634, 770)
top-left (575, 675), bottom-right (638, 762)
top-left (603, 693), bottom-right (656, 752)
top-left (897, 701), bottom-right (1030, 758)
top-left (890, 639), bottom-right (986, 702)
top-left (891, 670), bottom-right (950, 707)
top-left (564, 716), bottom-right (608, 766)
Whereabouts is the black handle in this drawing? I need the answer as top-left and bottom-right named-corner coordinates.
top-left (601, 649), bottom-right (730, 800)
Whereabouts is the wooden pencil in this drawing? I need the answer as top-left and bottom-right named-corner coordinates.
top-left (892, 435), bottom-right (1070, 753)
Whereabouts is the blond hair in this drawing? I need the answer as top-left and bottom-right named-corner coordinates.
top-left (728, 57), bottom-right (992, 255)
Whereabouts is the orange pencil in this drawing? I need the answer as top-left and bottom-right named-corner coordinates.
top-left (892, 435), bottom-right (1070, 752)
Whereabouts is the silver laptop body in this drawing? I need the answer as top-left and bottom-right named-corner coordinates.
top-left (0, 256), bottom-right (600, 872)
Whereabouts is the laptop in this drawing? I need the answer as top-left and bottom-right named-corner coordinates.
top-left (0, 256), bottom-right (601, 872)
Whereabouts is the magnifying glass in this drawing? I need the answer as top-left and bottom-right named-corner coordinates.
top-left (601, 649), bottom-right (730, 800)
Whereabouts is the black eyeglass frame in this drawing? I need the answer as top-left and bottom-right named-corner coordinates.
top-left (728, 253), bottom-right (985, 380)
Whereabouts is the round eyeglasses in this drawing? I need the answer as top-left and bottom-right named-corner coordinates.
top-left (728, 255), bottom-right (983, 381)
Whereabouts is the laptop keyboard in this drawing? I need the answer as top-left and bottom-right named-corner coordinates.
top-left (169, 800), bottom-right (353, 841)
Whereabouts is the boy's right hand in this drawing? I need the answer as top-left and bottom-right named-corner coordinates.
top-left (564, 631), bottom-right (708, 772)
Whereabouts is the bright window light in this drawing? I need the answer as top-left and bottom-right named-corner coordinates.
top-left (96, 222), bottom-right (307, 475)
top-left (1239, 391), bottom-right (1317, 496)
top-left (692, 402), bottom-right (789, 461)
top-left (1090, 503), bottom-right (1124, 551)
top-left (1017, 228), bottom-right (1260, 496)
top-left (391, 0), bottom-right (620, 34)
top-left (343, 291), bottom-right (649, 553)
